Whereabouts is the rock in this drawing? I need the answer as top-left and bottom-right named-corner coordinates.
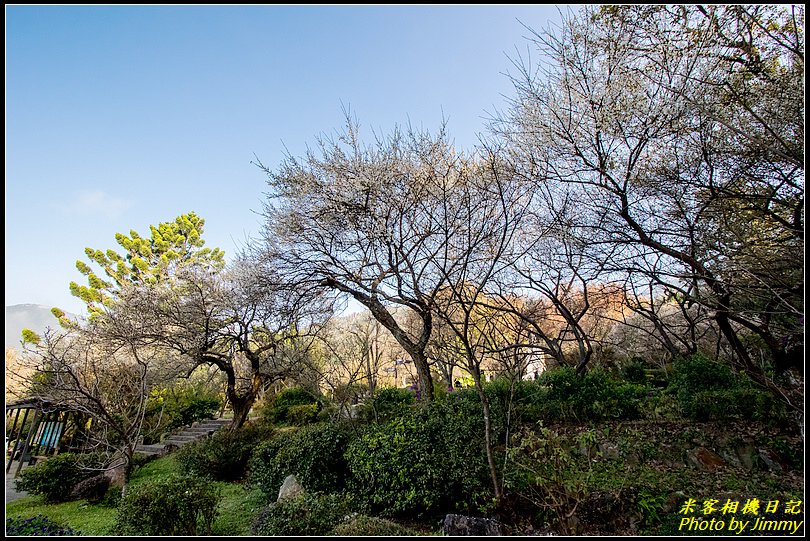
top-left (277, 474), bottom-right (305, 501)
top-left (70, 474), bottom-right (111, 502)
top-left (442, 514), bottom-right (509, 536)
top-left (757, 448), bottom-right (786, 471)
top-left (686, 447), bottom-right (726, 470)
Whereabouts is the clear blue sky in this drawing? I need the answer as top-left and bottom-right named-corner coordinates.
top-left (6, 5), bottom-right (564, 315)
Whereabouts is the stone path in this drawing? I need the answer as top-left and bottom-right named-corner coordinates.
top-left (135, 418), bottom-right (231, 456)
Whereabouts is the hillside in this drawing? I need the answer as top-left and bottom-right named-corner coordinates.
top-left (4, 304), bottom-right (75, 351)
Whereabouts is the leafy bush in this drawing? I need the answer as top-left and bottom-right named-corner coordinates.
top-left (115, 474), bottom-right (221, 535)
top-left (669, 354), bottom-right (778, 421)
top-left (265, 387), bottom-right (322, 425)
top-left (621, 357), bottom-right (649, 384)
top-left (6, 514), bottom-right (80, 536)
top-left (250, 422), bottom-right (356, 497)
top-left (15, 452), bottom-right (104, 502)
top-left (176, 423), bottom-right (272, 482)
top-left (287, 404), bottom-right (319, 426)
top-left (347, 400), bottom-right (491, 517)
top-left (251, 493), bottom-right (357, 536)
top-left (529, 367), bottom-right (647, 422)
top-left (332, 515), bottom-right (419, 536)
top-left (360, 386), bottom-right (416, 422)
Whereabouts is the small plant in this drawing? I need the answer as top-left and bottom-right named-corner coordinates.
top-left (115, 474), bottom-right (221, 535)
top-left (6, 514), bottom-right (80, 536)
top-left (251, 492), bottom-right (357, 536)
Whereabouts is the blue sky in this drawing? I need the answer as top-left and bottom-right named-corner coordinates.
top-left (6, 5), bottom-right (564, 315)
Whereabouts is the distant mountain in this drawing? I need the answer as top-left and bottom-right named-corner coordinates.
top-left (5, 304), bottom-right (77, 351)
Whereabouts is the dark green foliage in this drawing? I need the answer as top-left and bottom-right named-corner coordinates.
top-left (530, 367), bottom-right (648, 422)
top-left (176, 423), bottom-right (272, 482)
top-left (115, 474), bottom-right (221, 536)
top-left (621, 357), bottom-right (649, 384)
top-left (265, 387), bottom-right (322, 425)
top-left (250, 422), bottom-right (356, 497)
top-left (346, 399), bottom-right (491, 517)
top-left (669, 354), bottom-right (778, 421)
top-left (6, 514), bottom-right (80, 536)
top-left (332, 515), bottom-right (420, 536)
top-left (361, 386), bottom-right (416, 422)
top-left (15, 452), bottom-right (103, 503)
top-left (251, 493), bottom-right (357, 536)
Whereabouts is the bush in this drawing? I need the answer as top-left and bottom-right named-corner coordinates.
top-left (360, 386), bottom-right (416, 422)
top-left (15, 452), bottom-right (103, 502)
top-left (332, 515), bottom-right (419, 536)
top-left (251, 493), bottom-right (357, 536)
top-left (6, 514), bottom-right (80, 536)
top-left (250, 422), bottom-right (356, 497)
top-left (669, 354), bottom-right (778, 421)
top-left (530, 366), bottom-right (648, 422)
top-left (265, 387), bottom-right (322, 425)
top-left (287, 404), bottom-right (319, 426)
top-left (621, 357), bottom-right (649, 384)
top-left (347, 400), bottom-right (491, 517)
top-left (176, 423), bottom-right (272, 482)
top-left (115, 474), bottom-right (221, 536)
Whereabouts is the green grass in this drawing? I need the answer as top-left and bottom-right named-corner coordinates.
top-left (5, 455), bottom-right (266, 536)
top-left (5, 496), bottom-right (119, 536)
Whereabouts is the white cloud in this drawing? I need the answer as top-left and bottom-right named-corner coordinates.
top-left (62, 190), bottom-right (132, 219)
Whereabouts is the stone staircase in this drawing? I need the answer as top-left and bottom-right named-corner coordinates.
top-left (135, 418), bottom-right (231, 457)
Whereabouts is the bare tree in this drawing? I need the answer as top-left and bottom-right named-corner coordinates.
top-left (258, 118), bottom-right (499, 401)
top-left (496, 5), bottom-right (803, 409)
top-left (15, 299), bottom-right (176, 487)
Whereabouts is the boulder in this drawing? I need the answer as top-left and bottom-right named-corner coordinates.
top-left (277, 474), bottom-right (305, 501)
top-left (70, 474), bottom-right (111, 502)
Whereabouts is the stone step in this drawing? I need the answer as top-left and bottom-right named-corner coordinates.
top-left (135, 444), bottom-right (164, 456)
top-left (165, 433), bottom-right (204, 442)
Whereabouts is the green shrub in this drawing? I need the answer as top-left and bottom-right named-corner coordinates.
top-left (6, 514), bottom-right (80, 536)
top-left (361, 386), bottom-right (416, 422)
top-left (265, 387), bottom-right (322, 425)
top-left (621, 357), bottom-right (649, 384)
top-left (115, 474), bottom-right (221, 536)
top-left (530, 367), bottom-right (647, 422)
top-left (15, 452), bottom-right (103, 502)
top-left (669, 354), bottom-right (778, 421)
top-left (251, 493), bottom-right (356, 536)
top-left (287, 404), bottom-right (319, 426)
top-left (176, 423), bottom-right (272, 482)
top-left (250, 422), bottom-right (356, 497)
top-left (332, 515), bottom-right (419, 536)
top-left (347, 400), bottom-right (491, 517)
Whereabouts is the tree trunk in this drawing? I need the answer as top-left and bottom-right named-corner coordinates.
top-left (473, 369), bottom-right (502, 504)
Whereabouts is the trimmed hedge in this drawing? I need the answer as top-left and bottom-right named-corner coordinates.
top-left (115, 474), bottom-right (221, 536)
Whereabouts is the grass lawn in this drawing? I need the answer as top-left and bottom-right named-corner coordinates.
top-left (5, 455), bottom-right (266, 536)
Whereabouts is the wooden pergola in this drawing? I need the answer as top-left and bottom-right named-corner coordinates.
top-left (5, 397), bottom-right (91, 477)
